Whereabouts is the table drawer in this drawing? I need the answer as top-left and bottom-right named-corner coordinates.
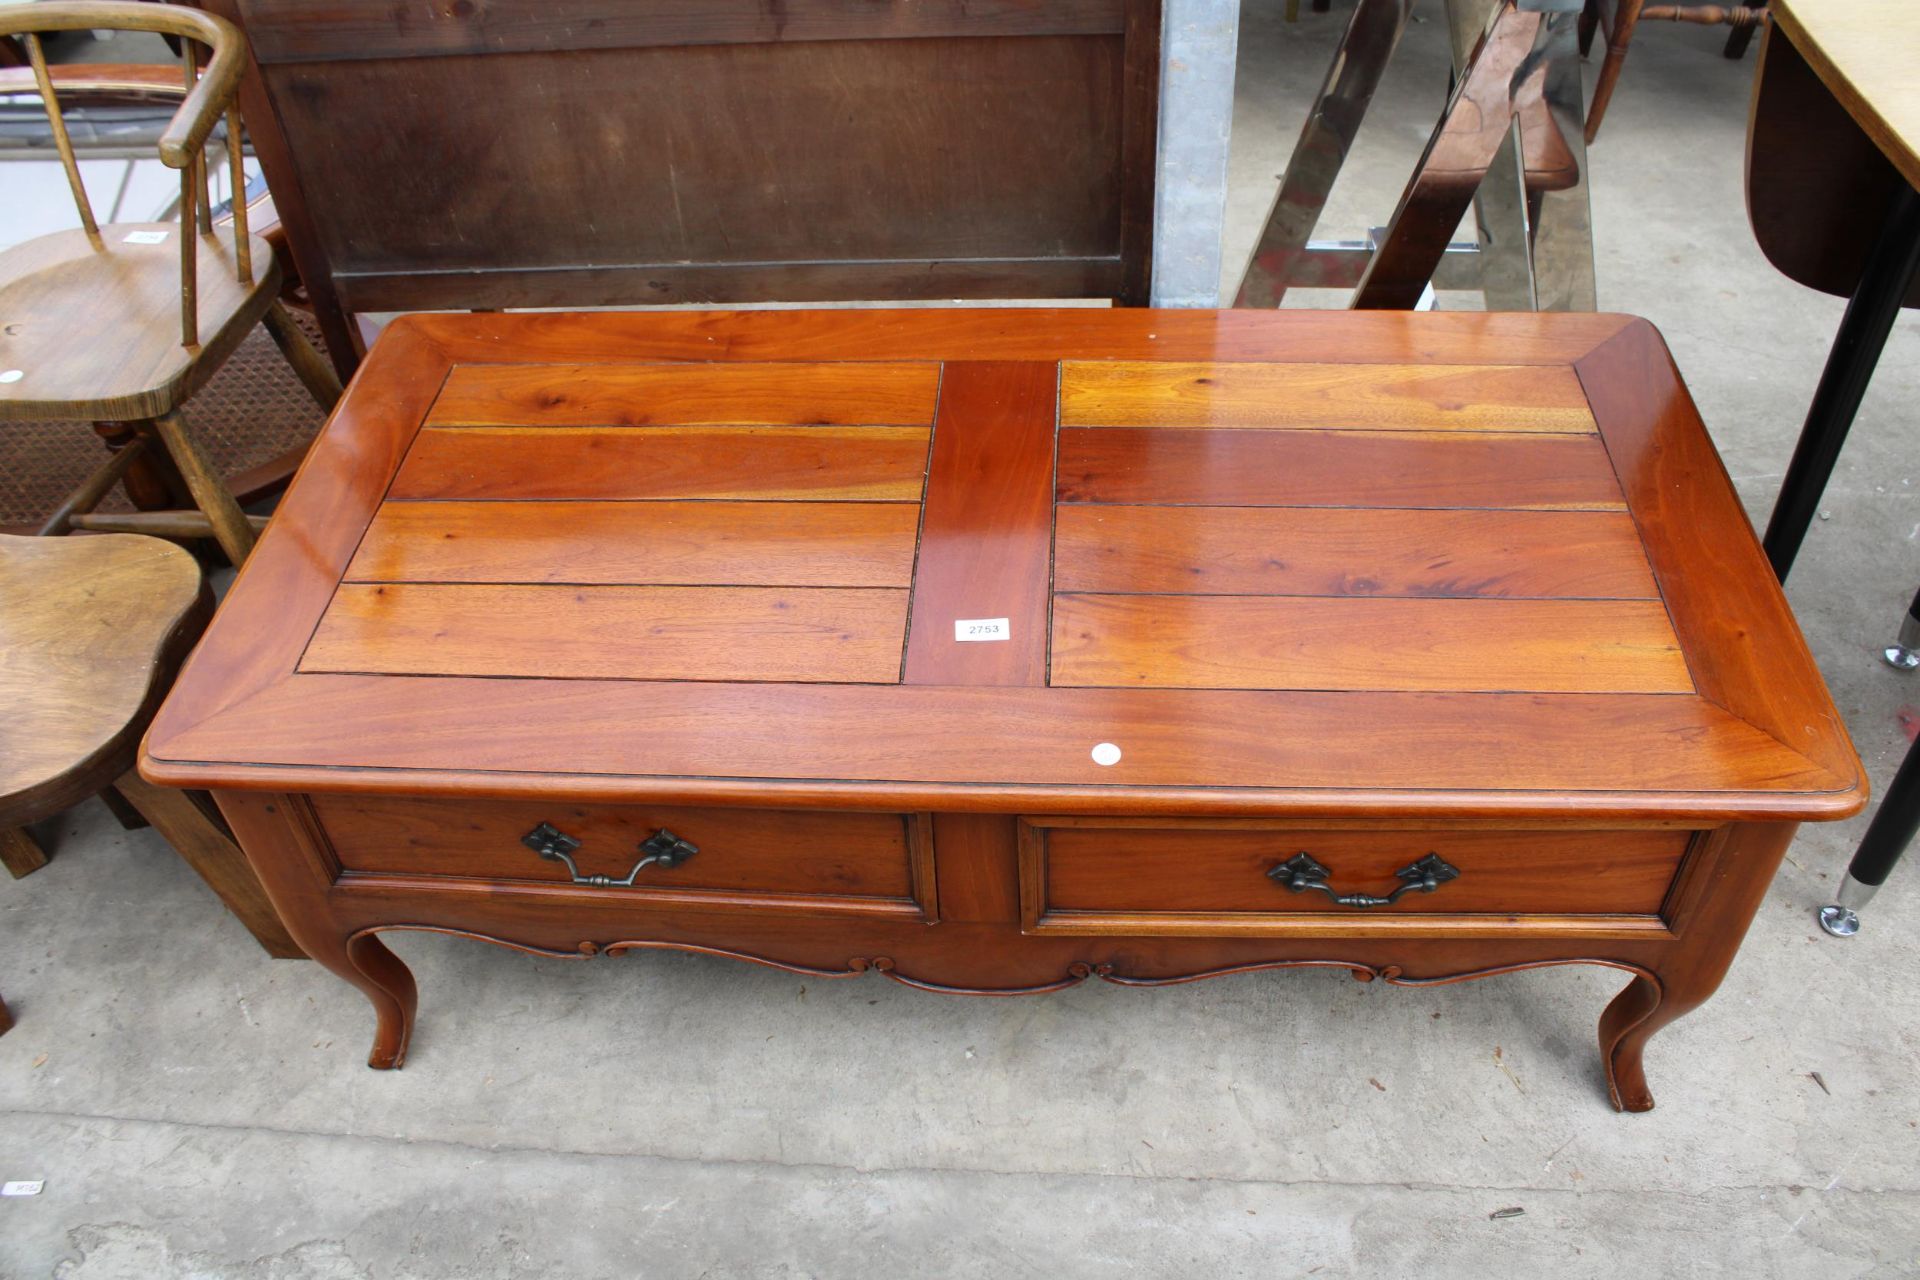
top-left (1019, 820), bottom-right (1699, 935)
top-left (311, 796), bottom-right (936, 920)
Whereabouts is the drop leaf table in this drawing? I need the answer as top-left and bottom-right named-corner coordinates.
top-left (142, 308), bottom-right (1865, 1111)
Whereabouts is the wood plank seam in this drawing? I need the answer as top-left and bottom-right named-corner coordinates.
top-left (897, 363), bottom-right (946, 681)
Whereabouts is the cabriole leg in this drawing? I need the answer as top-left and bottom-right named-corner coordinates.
top-left (1599, 823), bottom-right (1795, 1110)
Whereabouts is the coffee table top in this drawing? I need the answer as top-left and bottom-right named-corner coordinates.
top-left (144, 308), bottom-right (1864, 820)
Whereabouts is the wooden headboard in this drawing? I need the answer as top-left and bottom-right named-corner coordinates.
top-left (207, 0), bottom-right (1162, 375)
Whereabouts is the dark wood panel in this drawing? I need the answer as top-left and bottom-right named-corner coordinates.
top-left (346, 501), bottom-right (923, 587)
top-left (1049, 594), bottom-right (1694, 693)
top-left (314, 794), bottom-right (920, 903)
top-left (1059, 361), bottom-right (1596, 432)
top-left (264, 38), bottom-right (1124, 275)
top-left (1053, 505), bottom-right (1660, 599)
top-left (333, 257), bottom-right (1127, 314)
top-left (1746, 26), bottom-right (1920, 304)
top-left (1035, 825), bottom-right (1691, 917)
top-left (425, 362), bottom-right (941, 428)
top-left (1057, 427), bottom-right (1628, 509)
top-left (389, 426), bottom-right (931, 502)
top-left (302, 584), bottom-right (911, 683)
top-left (902, 362), bottom-right (1058, 686)
top-left (236, 0), bottom-right (1128, 63)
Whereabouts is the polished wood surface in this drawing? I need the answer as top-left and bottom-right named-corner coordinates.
top-left (202, 0), bottom-right (1162, 377)
top-left (1057, 427), bottom-right (1628, 509)
top-left (1052, 505), bottom-right (1660, 597)
top-left (1059, 360), bottom-right (1595, 432)
top-left (1049, 595), bottom-right (1692, 692)
top-left (147, 309), bottom-right (1858, 817)
top-left (144, 309), bottom-right (1862, 1108)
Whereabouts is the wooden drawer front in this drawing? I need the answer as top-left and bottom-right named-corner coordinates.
top-left (313, 796), bottom-right (935, 920)
top-left (1020, 821), bottom-right (1696, 935)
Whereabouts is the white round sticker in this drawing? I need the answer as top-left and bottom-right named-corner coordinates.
top-left (0, 370), bottom-right (23, 384)
top-left (1091, 742), bottom-right (1122, 767)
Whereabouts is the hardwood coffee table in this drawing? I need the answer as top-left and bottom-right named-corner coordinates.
top-left (143, 308), bottom-right (1864, 1111)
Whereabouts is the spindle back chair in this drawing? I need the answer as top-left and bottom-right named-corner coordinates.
top-left (0, 1), bottom-right (339, 566)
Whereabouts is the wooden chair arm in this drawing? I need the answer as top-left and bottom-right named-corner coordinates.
top-left (0, 2), bottom-right (245, 168)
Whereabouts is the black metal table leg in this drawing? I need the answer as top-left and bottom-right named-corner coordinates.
top-left (1820, 734), bottom-right (1920, 937)
top-left (1762, 183), bottom-right (1920, 582)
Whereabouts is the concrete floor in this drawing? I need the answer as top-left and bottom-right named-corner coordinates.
top-left (5, 12), bottom-right (1920, 1279)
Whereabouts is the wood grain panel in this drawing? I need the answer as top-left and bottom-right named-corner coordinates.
top-left (236, 0), bottom-right (1128, 63)
top-left (313, 794), bottom-right (918, 904)
top-left (346, 501), bottom-right (922, 588)
top-left (1050, 595), bottom-right (1694, 693)
top-left (1059, 361), bottom-right (1596, 432)
top-left (389, 426), bottom-right (931, 502)
top-left (1057, 428), bottom-right (1626, 509)
top-left (1053, 505), bottom-right (1660, 598)
top-left (425, 362), bottom-right (941, 428)
top-left (302, 584), bottom-right (910, 683)
top-left (1035, 825), bottom-right (1690, 917)
top-left (265, 39), bottom-right (1125, 273)
top-left (902, 362), bottom-right (1059, 686)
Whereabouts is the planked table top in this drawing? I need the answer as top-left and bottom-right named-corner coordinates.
top-left (143, 308), bottom-right (1864, 821)
top-left (1771, 0), bottom-right (1920, 190)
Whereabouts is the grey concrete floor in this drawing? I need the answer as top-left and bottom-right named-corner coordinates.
top-left (6, 11), bottom-right (1920, 1279)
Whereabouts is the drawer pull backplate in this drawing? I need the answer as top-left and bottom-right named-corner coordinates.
top-left (1268, 851), bottom-right (1461, 909)
top-left (521, 822), bottom-right (700, 887)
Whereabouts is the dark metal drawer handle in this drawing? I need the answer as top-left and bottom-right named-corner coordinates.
top-left (521, 822), bottom-right (700, 887)
top-left (1268, 852), bottom-right (1460, 909)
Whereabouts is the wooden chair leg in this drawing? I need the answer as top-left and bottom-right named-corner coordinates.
top-left (1, 827), bottom-right (49, 879)
top-left (151, 407), bottom-right (258, 567)
top-left (0, 991), bottom-right (12, 1036)
top-left (99, 785), bottom-right (151, 831)
top-left (262, 300), bottom-right (345, 411)
top-left (38, 436), bottom-right (152, 536)
top-left (114, 771), bottom-right (305, 959)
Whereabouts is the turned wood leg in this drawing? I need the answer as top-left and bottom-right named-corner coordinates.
top-left (1, 827), bottom-right (49, 879)
top-left (114, 772), bottom-right (303, 959)
top-left (150, 408), bottom-right (257, 567)
top-left (262, 300), bottom-right (345, 411)
top-left (1597, 822), bottom-right (1796, 1112)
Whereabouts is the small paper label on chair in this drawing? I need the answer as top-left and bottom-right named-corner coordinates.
top-left (955, 618), bottom-right (1010, 642)
top-left (2, 1181), bottom-right (44, 1197)
top-left (124, 231), bottom-right (169, 244)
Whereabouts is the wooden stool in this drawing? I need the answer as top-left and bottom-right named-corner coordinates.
top-left (0, 534), bottom-right (300, 957)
